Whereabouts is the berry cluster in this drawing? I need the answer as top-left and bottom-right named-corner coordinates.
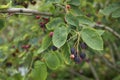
top-left (36, 16), bottom-right (49, 31)
top-left (70, 42), bottom-right (87, 64)
top-left (70, 48), bottom-right (86, 63)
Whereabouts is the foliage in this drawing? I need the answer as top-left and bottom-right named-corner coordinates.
top-left (0, 0), bottom-right (120, 80)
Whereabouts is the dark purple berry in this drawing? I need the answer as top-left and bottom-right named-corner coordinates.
top-left (80, 42), bottom-right (87, 49)
top-left (6, 62), bottom-right (12, 67)
top-left (70, 48), bottom-right (76, 54)
top-left (40, 22), bottom-right (45, 28)
top-left (74, 56), bottom-right (81, 63)
top-left (51, 46), bottom-right (57, 51)
top-left (80, 53), bottom-right (86, 59)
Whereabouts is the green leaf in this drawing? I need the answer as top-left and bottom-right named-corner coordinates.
top-left (53, 26), bottom-right (68, 48)
top-left (68, 0), bottom-right (80, 6)
top-left (70, 5), bottom-right (83, 16)
top-left (96, 30), bottom-right (105, 36)
top-left (54, 51), bottom-right (64, 65)
top-left (65, 13), bottom-right (79, 27)
top-left (0, 1), bottom-right (12, 9)
top-left (31, 61), bottom-right (47, 80)
top-left (37, 35), bottom-right (52, 54)
top-left (0, 19), bottom-right (5, 30)
top-left (46, 18), bottom-right (64, 30)
top-left (112, 8), bottom-right (120, 18)
top-left (77, 16), bottom-right (95, 26)
top-left (81, 27), bottom-right (103, 50)
top-left (100, 2), bottom-right (120, 16)
top-left (45, 53), bottom-right (60, 70)
top-left (61, 43), bottom-right (71, 65)
top-left (45, 0), bottom-right (61, 3)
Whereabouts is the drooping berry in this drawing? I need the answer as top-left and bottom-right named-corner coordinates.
top-left (40, 22), bottom-right (45, 28)
top-left (80, 53), bottom-right (86, 59)
top-left (80, 42), bottom-right (87, 49)
top-left (22, 2), bottom-right (28, 8)
top-left (74, 56), bottom-right (81, 63)
top-left (30, 0), bottom-right (36, 5)
top-left (22, 44), bottom-right (31, 49)
top-left (70, 54), bottom-right (75, 59)
top-left (66, 4), bottom-right (71, 10)
top-left (36, 15), bottom-right (40, 19)
top-left (25, 44), bottom-right (31, 49)
top-left (49, 32), bottom-right (54, 37)
top-left (51, 46), bottom-right (57, 51)
top-left (6, 62), bottom-right (12, 67)
top-left (70, 47), bottom-right (76, 54)
top-left (43, 18), bottom-right (49, 24)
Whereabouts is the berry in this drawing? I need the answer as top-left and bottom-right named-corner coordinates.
top-left (6, 62), bottom-right (12, 67)
top-left (96, 21), bottom-right (101, 24)
top-left (30, 0), bottom-right (36, 5)
top-left (80, 53), bottom-right (86, 59)
top-left (70, 47), bottom-right (76, 54)
top-left (51, 46), bottom-right (57, 51)
top-left (80, 42), bottom-right (87, 49)
top-left (74, 56), bottom-right (81, 63)
top-left (25, 44), bottom-right (31, 49)
top-left (36, 15), bottom-right (40, 19)
top-left (43, 18), bottom-right (49, 24)
top-left (70, 54), bottom-right (75, 59)
top-left (49, 32), bottom-right (54, 37)
top-left (22, 44), bottom-right (31, 49)
top-left (40, 22), bottom-right (45, 28)
top-left (86, 14), bottom-right (91, 17)
top-left (66, 4), bottom-right (71, 10)
top-left (22, 2), bottom-right (28, 8)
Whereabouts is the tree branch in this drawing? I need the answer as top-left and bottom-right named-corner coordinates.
top-left (88, 61), bottom-right (100, 80)
top-left (0, 8), bottom-right (53, 16)
top-left (94, 23), bottom-right (120, 39)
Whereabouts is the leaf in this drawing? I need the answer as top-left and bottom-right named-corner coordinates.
top-left (31, 61), bottom-right (47, 80)
top-left (81, 27), bottom-right (103, 50)
top-left (46, 18), bottom-right (64, 30)
top-left (0, 19), bottom-right (5, 30)
top-left (65, 13), bottom-right (79, 26)
top-left (37, 35), bottom-right (52, 54)
top-left (77, 16), bottom-right (95, 26)
top-left (53, 26), bottom-right (68, 48)
top-left (44, 0), bottom-right (61, 3)
top-left (61, 43), bottom-right (71, 65)
top-left (112, 8), bottom-right (120, 18)
top-left (45, 53), bottom-right (60, 70)
top-left (0, 1), bottom-right (12, 9)
top-left (100, 2), bottom-right (120, 16)
top-left (68, 0), bottom-right (80, 6)
top-left (70, 5), bottom-right (83, 16)
top-left (96, 30), bottom-right (105, 36)
top-left (54, 51), bottom-right (64, 65)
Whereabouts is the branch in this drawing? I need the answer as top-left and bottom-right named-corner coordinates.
top-left (94, 23), bottom-right (120, 39)
top-left (0, 8), bottom-right (53, 16)
top-left (88, 61), bottom-right (99, 80)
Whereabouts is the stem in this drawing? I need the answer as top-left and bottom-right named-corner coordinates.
top-left (88, 61), bottom-right (99, 80)
top-left (94, 23), bottom-right (120, 39)
top-left (0, 8), bottom-right (53, 16)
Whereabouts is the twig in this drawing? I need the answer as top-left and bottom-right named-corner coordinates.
top-left (112, 42), bottom-right (120, 60)
top-left (0, 8), bottom-right (53, 16)
top-left (67, 68), bottom-right (90, 80)
top-left (108, 42), bottom-right (116, 64)
top-left (88, 61), bottom-right (99, 80)
top-left (94, 23), bottom-right (120, 39)
top-left (98, 53), bottom-right (120, 73)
